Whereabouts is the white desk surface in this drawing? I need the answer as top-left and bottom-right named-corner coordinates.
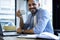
top-left (2, 32), bottom-right (59, 40)
top-left (3, 37), bottom-right (35, 40)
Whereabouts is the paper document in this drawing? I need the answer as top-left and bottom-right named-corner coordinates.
top-left (17, 32), bottom-right (59, 40)
top-left (17, 34), bottom-right (38, 38)
top-left (37, 32), bottom-right (59, 40)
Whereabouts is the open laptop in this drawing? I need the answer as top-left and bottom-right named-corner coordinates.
top-left (0, 23), bottom-right (21, 36)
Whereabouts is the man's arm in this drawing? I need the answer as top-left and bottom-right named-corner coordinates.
top-left (19, 16), bottom-right (24, 29)
top-left (16, 10), bottom-right (24, 33)
top-left (33, 10), bottom-right (50, 34)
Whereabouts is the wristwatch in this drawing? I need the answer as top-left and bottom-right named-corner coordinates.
top-left (20, 16), bottom-right (22, 17)
top-left (22, 30), bottom-right (24, 33)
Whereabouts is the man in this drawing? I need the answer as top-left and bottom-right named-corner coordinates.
top-left (16, 0), bottom-right (54, 34)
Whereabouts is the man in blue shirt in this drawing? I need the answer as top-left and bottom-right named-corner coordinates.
top-left (16, 0), bottom-right (54, 34)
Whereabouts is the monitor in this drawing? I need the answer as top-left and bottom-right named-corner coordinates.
top-left (53, 0), bottom-right (60, 35)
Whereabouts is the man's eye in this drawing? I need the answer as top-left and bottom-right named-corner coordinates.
top-left (29, 4), bottom-right (31, 6)
top-left (32, 3), bottom-right (36, 5)
top-left (28, 3), bottom-right (36, 6)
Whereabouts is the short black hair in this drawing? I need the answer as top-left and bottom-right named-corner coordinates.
top-left (27, 0), bottom-right (29, 2)
top-left (27, 0), bottom-right (39, 3)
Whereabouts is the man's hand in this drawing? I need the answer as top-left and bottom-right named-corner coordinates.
top-left (23, 29), bottom-right (34, 34)
top-left (16, 10), bottom-right (22, 18)
top-left (16, 28), bottom-right (22, 33)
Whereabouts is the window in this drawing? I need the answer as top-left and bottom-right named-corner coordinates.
top-left (0, 0), bottom-right (15, 31)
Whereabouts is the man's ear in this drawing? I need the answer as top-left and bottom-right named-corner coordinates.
top-left (38, 3), bottom-right (40, 7)
top-left (37, 3), bottom-right (40, 9)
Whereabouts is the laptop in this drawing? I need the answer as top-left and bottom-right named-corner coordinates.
top-left (0, 23), bottom-right (20, 36)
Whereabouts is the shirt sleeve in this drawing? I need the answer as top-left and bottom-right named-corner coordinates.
top-left (33, 10), bottom-right (50, 34)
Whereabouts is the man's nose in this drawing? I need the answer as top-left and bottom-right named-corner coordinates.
top-left (30, 5), bottom-right (34, 8)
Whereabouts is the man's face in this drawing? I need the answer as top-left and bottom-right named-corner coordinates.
top-left (28, 0), bottom-right (39, 14)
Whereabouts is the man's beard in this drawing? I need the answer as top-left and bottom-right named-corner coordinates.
top-left (29, 8), bottom-right (37, 15)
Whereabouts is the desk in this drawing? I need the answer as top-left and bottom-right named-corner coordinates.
top-left (3, 37), bottom-right (55, 40)
top-left (3, 37), bottom-right (48, 40)
top-left (1, 32), bottom-right (59, 40)
top-left (3, 37), bottom-right (35, 40)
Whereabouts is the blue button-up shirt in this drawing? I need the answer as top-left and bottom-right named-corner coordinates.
top-left (24, 8), bottom-right (54, 34)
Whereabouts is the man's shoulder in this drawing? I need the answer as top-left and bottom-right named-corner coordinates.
top-left (38, 8), bottom-right (48, 13)
top-left (37, 8), bottom-right (49, 17)
top-left (38, 8), bottom-right (47, 12)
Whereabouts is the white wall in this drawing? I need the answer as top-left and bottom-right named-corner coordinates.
top-left (39, 0), bottom-right (52, 20)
